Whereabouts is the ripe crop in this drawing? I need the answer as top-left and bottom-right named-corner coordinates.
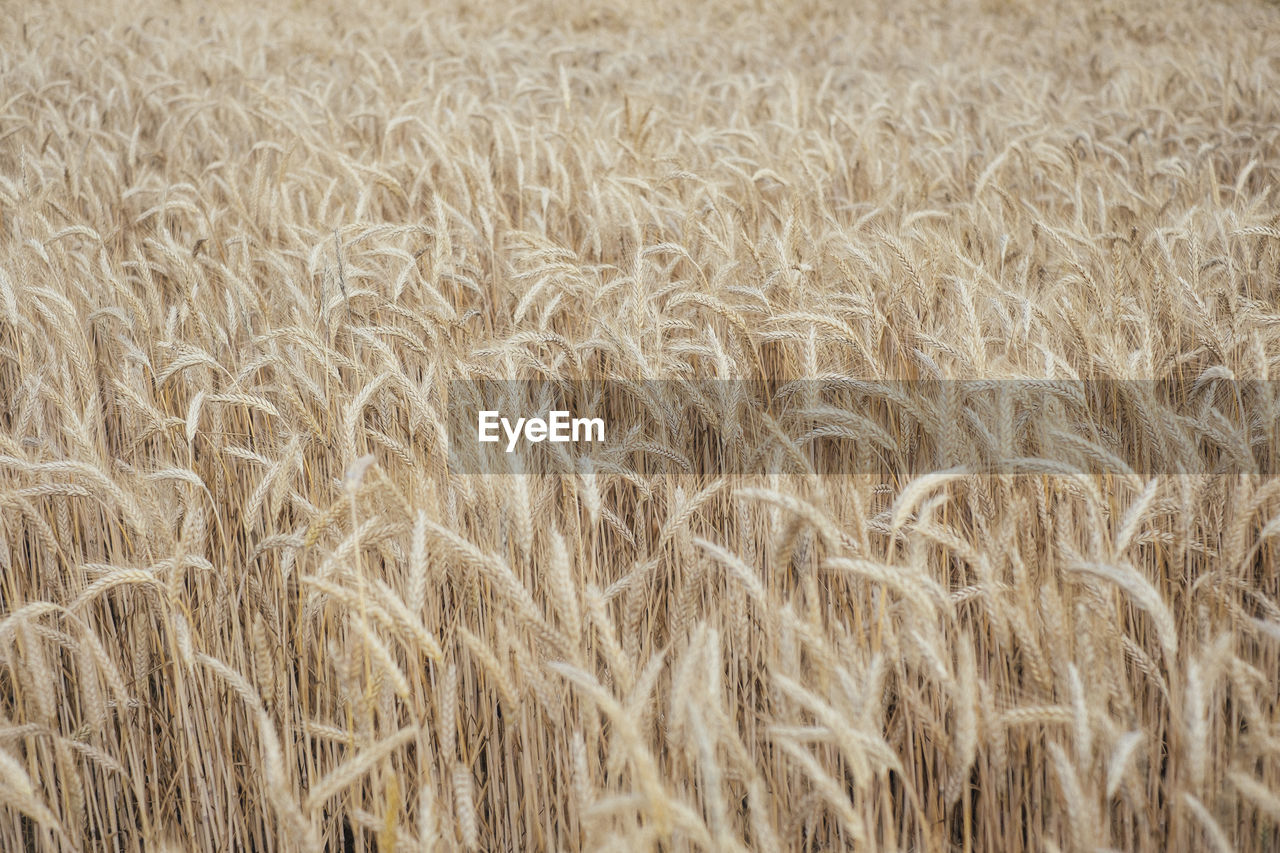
top-left (1, 0), bottom-right (1279, 850)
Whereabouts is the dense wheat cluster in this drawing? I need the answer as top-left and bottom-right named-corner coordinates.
top-left (3, 0), bottom-right (1280, 849)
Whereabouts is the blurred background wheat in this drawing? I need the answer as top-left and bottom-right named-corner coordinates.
top-left (1, 0), bottom-right (1279, 849)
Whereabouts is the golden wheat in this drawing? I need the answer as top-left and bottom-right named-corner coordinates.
top-left (2, 0), bottom-right (1280, 849)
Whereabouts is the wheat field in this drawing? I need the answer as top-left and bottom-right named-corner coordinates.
top-left (2, 0), bottom-right (1280, 849)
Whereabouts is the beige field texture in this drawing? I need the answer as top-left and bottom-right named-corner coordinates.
top-left (3, 0), bottom-right (1280, 849)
